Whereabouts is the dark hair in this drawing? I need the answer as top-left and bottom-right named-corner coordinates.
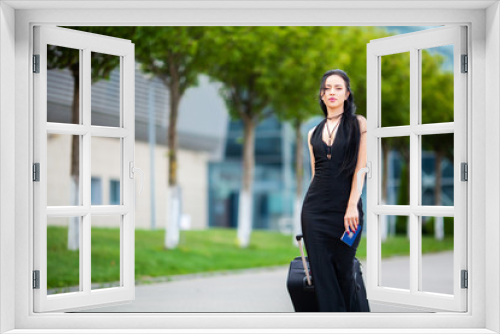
top-left (319, 69), bottom-right (361, 178)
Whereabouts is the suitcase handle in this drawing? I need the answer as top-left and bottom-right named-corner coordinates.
top-left (296, 234), bottom-right (312, 286)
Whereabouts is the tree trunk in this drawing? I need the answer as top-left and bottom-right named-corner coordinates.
top-left (434, 151), bottom-right (444, 240)
top-left (237, 118), bottom-right (256, 248)
top-left (68, 65), bottom-right (80, 251)
top-left (293, 119), bottom-right (304, 245)
top-left (68, 177), bottom-right (80, 250)
top-left (166, 185), bottom-right (181, 249)
top-left (164, 64), bottom-right (182, 249)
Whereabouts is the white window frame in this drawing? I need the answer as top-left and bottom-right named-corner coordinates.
top-left (366, 25), bottom-right (468, 312)
top-left (33, 25), bottom-right (136, 313)
top-left (0, 2), bottom-right (498, 333)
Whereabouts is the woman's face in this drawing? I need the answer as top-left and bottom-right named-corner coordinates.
top-left (321, 74), bottom-right (350, 110)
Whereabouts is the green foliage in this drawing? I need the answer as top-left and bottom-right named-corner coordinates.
top-left (56, 26), bottom-right (453, 135)
top-left (395, 161), bottom-right (410, 234)
top-left (56, 27), bottom-right (136, 82)
top-left (90, 227), bottom-right (121, 283)
top-left (133, 26), bottom-right (206, 94)
top-left (47, 226), bottom-right (454, 289)
top-left (381, 51), bottom-right (411, 127)
top-left (422, 216), bottom-right (455, 236)
top-left (198, 27), bottom-right (287, 121)
top-left (379, 235), bottom-right (454, 257)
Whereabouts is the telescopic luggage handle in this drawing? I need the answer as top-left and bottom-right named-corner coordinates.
top-left (296, 234), bottom-right (312, 286)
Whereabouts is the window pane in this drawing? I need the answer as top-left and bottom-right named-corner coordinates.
top-left (420, 216), bottom-right (454, 294)
top-left (421, 133), bottom-right (454, 206)
top-left (91, 215), bottom-right (121, 290)
top-left (381, 137), bottom-right (410, 205)
top-left (47, 45), bottom-right (81, 124)
top-left (109, 179), bottom-right (120, 205)
top-left (381, 51), bottom-right (410, 127)
top-left (47, 134), bottom-right (81, 206)
top-left (91, 177), bottom-right (103, 205)
top-left (380, 215), bottom-right (410, 290)
top-left (91, 136), bottom-right (121, 205)
top-left (91, 52), bottom-right (121, 127)
top-left (47, 216), bottom-right (81, 295)
top-left (421, 45), bottom-right (454, 124)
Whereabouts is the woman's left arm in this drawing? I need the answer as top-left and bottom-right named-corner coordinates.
top-left (344, 115), bottom-right (368, 233)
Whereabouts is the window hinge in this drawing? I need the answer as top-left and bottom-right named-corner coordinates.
top-left (461, 270), bottom-right (468, 289)
top-left (33, 163), bottom-right (40, 182)
top-left (33, 54), bottom-right (40, 73)
top-left (461, 162), bottom-right (468, 181)
top-left (33, 270), bottom-right (40, 289)
top-left (461, 54), bottom-right (468, 73)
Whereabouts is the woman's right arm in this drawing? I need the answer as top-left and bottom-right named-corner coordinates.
top-left (308, 127), bottom-right (316, 180)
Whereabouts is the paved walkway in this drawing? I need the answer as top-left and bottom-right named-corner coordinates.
top-left (80, 252), bottom-right (453, 313)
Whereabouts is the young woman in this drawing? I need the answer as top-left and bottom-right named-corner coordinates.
top-left (301, 69), bottom-right (367, 312)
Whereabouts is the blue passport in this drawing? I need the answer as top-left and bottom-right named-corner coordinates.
top-left (340, 226), bottom-right (360, 247)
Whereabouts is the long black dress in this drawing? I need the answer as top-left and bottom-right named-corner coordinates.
top-left (301, 115), bottom-right (364, 312)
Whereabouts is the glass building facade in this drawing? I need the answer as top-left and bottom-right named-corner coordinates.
top-left (208, 114), bottom-right (452, 235)
top-left (208, 115), bottom-right (301, 230)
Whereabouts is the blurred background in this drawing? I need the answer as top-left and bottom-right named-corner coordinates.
top-left (44, 26), bottom-right (455, 300)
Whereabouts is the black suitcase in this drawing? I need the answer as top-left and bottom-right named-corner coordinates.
top-left (287, 235), bottom-right (370, 312)
top-left (351, 257), bottom-right (370, 312)
top-left (286, 235), bottom-right (318, 312)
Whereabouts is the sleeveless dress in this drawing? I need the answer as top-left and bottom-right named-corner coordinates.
top-left (300, 115), bottom-right (364, 312)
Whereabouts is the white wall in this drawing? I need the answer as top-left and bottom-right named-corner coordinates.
top-left (134, 140), bottom-right (210, 230)
top-left (0, 2), bottom-right (16, 333)
top-left (485, 2), bottom-right (500, 333)
top-left (46, 135), bottom-right (210, 230)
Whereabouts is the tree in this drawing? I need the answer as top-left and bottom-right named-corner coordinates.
top-left (134, 26), bottom-right (206, 249)
top-left (49, 26), bottom-right (135, 250)
top-left (199, 27), bottom-right (289, 247)
top-left (421, 49), bottom-right (454, 240)
top-left (378, 42), bottom-right (454, 240)
top-left (267, 26), bottom-right (348, 242)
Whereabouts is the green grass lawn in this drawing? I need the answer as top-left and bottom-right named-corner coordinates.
top-left (47, 226), bottom-right (453, 290)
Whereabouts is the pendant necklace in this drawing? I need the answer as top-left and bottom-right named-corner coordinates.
top-left (325, 116), bottom-right (341, 160)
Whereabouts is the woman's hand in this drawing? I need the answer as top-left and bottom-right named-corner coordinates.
top-left (344, 203), bottom-right (359, 235)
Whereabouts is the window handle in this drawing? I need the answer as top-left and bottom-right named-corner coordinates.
top-left (357, 163), bottom-right (371, 196)
top-left (129, 161), bottom-right (145, 195)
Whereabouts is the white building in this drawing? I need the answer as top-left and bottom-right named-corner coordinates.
top-left (46, 65), bottom-right (228, 229)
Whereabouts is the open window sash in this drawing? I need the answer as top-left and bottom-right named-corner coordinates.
top-left (366, 25), bottom-right (467, 312)
top-left (33, 25), bottom-right (136, 312)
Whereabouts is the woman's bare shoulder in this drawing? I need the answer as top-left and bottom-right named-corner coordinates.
top-left (307, 126), bottom-right (317, 145)
top-left (356, 115), bottom-right (368, 133)
top-left (308, 126), bottom-right (317, 139)
top-left (356, 114), bottom-right (367, 122)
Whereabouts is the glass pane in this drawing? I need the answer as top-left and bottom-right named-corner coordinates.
top-left (420, 216), bottom-right (454, 294)
top-left (47, 216), bottom-right (81, 295)
top-left (91, 177), bottom-right (103, 205)
top-left (91, 215), bottom-right (121, 290)
top-left (47, 134), bottom-right (81, 206)
top-left (421, 45), bottom-right (454, 124)
top-left (380, 215), bottom-right (410, 290)
top-left (421, 133), bottom-right (454, 206)
top-left (91, 136), bottom-right (121, 205)
top-left (47, 45), bottom-right (81, 124)
top-left (381, 51), bottom-right (410, 127)
top-left (381, 136), bottom-right (410, 205)
top-left (91, 52), bottom-right (121, 127)
top-left (109, 179), bottom-right (120, 205)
